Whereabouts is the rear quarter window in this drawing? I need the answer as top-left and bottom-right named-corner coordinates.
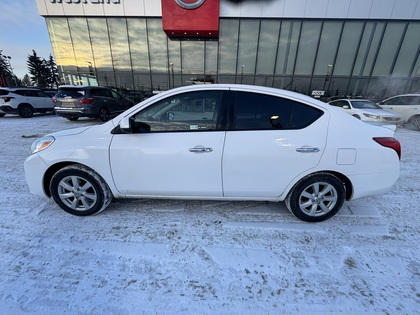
top-left (233, 91), bottom-right (323, 130)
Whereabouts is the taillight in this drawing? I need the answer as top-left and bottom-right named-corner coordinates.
top-left (80, 98), bottom-right (94, 104)
top-left (373, 137), bottom-right (401, 160)
top-left (52, 97), bottom-right (57, 103)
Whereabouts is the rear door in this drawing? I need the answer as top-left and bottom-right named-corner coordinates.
top-left (222, 90), bottom-right (328, 198)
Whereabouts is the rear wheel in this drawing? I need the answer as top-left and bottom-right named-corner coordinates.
top-left (50, 165), bottom-right (113, 216)
top-left (285, 173), bottom-right (345, 222)
top-left (66, 117), bottom-right (79, 121)
top-left (19, 104), bottom-right (34, 118)
top-left (0, 113), bottom-right (5, 117)
top-left (99, 107), bottom-right (110, 121)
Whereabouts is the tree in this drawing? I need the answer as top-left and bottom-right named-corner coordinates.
top-left (26, 50), bottom-right (59, 88)
top-left (22, 74), bottom-right (32, 86)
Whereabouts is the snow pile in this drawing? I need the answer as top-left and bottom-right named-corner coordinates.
top-left (0, 114), bottom-right (418, 314)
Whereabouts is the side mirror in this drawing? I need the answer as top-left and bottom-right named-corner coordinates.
top-left (119, 116), bottom-right (151, 133)
top-left (343, 105), bottom-right (350, 109)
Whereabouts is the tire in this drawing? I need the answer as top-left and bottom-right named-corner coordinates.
top-left (352, 114), bottom-right (361, 120)
top-left (285, 173), bottom-right (345, 222)
top-left (50, 165), bottom-right (113, 216)
top-left (0, 113), bottom-right (5, 117)
top-left (99, 107), bottom-right (110, 121)
top-left (408, 115), bottom-right (420, 130)
top-left (19, 104), bottom-right (34, 118)
top-left (66, 117), bottom-right (79, 121)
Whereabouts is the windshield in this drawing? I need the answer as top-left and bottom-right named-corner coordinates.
top-left (351, 100), bottom-right (381, 109)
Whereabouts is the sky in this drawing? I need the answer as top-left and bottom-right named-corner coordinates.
top-left (0, 0), bottom-right (53, 78)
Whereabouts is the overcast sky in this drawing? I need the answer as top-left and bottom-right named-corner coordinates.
top-left (0, 0), bottom-right (53, 78)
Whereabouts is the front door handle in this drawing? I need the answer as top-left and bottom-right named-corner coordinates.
top-left (189, 147), bottom-right (213, 153)
top-left (296, 147), bottom-right (320, 153)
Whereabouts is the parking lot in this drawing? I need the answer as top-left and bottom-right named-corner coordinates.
top-left (0, 113), bottom-right (419, 314)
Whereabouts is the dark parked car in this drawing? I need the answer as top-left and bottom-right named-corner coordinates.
top-left (53, 86), bottom-right (135, 121)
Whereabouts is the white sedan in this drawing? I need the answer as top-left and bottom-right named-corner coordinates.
top-left (24, 85), bottom-right (401, 222)
top-left (328, 99), bottom-right (402, 125)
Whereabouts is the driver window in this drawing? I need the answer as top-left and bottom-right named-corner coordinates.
top-left (133, 91), bottom-right (223, 132)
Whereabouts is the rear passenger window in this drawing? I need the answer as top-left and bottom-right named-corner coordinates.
top-left (233, 92), bottom-right (323, 130)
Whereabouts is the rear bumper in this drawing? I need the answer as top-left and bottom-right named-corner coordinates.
top-left (54, 106), bottom-right (98, 118)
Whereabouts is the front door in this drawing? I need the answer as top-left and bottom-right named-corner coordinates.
top-left (109, 90), bottom-right (227, 197)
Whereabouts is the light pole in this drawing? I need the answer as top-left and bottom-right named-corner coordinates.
top-left (240, 64), bottom-right (245, 84)
top-left (170, 62), bottom-right (174, 89)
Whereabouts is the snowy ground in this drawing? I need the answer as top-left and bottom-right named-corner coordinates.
top-left (0, 114), bottom-right (418, 315)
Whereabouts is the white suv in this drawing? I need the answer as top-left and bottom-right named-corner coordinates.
top-left (379, 94), bottom-right (420, 130)
top-left (0, 88), bottom-right (54, 118)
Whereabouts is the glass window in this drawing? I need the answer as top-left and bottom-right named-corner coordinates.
top-left (133, 91), bottom-right (223, 132)
top-left (219, 20), bottom-right (239, 75)
top-left (147, 19), bottom-right (169, 74)
top-left (237, 20), bottom-right (260, 75)
top-left (88, 18), bottom-right (114, 87)
top-left (313, 21), bottom-right (343, 75)
top-left (68, 18), bottom-right (94, 72)
top-left (372, 23), bottom-right (406, 76)
top-left (46, 18), bottom-right (77, 79)
top-left (256, 20), bottom-right (281, 75)
top-left (127, 19), bottom-right (150, 72)
top-left (393, 22), bottom-right (420, 77)
top-left (182, 41), bottom-right (204, 76)
top-left (294, 21), bottom-right (322, 75)
top-left (233, 92), bottom-right (323, 130)
top-left (334, 22), bottom-right (364, 76)
top-left (361, 22), bottom-right (385, 76)
top-left (205, 41), bottom-right (218, 76)
top-left (275, 21), bottom-right (301, 75)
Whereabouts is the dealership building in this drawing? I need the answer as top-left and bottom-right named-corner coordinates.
top-left (36, 0), bottom-right (420, 99)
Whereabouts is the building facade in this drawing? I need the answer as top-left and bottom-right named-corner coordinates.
top-left (36, 0), bottom-right (420, 99)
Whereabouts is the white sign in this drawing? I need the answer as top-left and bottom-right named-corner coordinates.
top-left (311, 90), bottom-right (325, 98)
top-left (49, 0), bottom-right (120, 4)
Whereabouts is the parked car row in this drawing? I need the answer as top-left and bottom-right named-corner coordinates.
top-left (1, 86), bottom-right (419, 129)
top-left (327, 94), bottom-right (420, 129)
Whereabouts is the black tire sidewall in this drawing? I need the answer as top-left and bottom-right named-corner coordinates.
top-left (287, 174), bottom-right (345, 222)
top-left (50, 167), bottom-right (104, 216)
top-left (19, 105), bottom-right (34, 118)
top-left (99, 108), bottom-right (109, 121)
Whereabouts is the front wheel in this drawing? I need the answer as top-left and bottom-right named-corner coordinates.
top-left (285, 173), bottom-right (345, 222)
top-left (50, 165), bottom-right (113, 216)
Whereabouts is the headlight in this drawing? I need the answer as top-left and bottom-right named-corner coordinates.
top-left (30, 136), bottom-right (55, 154)
top-left (363, 113), bottom-right (380, 119)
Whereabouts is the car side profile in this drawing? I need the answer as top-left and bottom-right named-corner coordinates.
top-left (0, 87), bottom-right (54, 118)
top-left (378, 94), bottom-right (420, 130)
top-left (53, 85), bottom-right (135, 121)
top-left (24, 84), bottom-right (401, 222)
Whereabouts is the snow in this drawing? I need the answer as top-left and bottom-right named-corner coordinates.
top-left (0, 114), bottom-right (419, 314)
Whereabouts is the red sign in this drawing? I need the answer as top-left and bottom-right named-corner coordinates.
top-left (161, 0), bottom-right (220, 40)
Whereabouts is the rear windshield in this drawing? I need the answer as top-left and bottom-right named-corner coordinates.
top-left (55, 88), bottom-right (86, 99)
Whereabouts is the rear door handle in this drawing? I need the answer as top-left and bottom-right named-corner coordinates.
top-left (296, 147), bottom-right (319, 153)
top-left (189, 147), bottom-right (213, 153)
